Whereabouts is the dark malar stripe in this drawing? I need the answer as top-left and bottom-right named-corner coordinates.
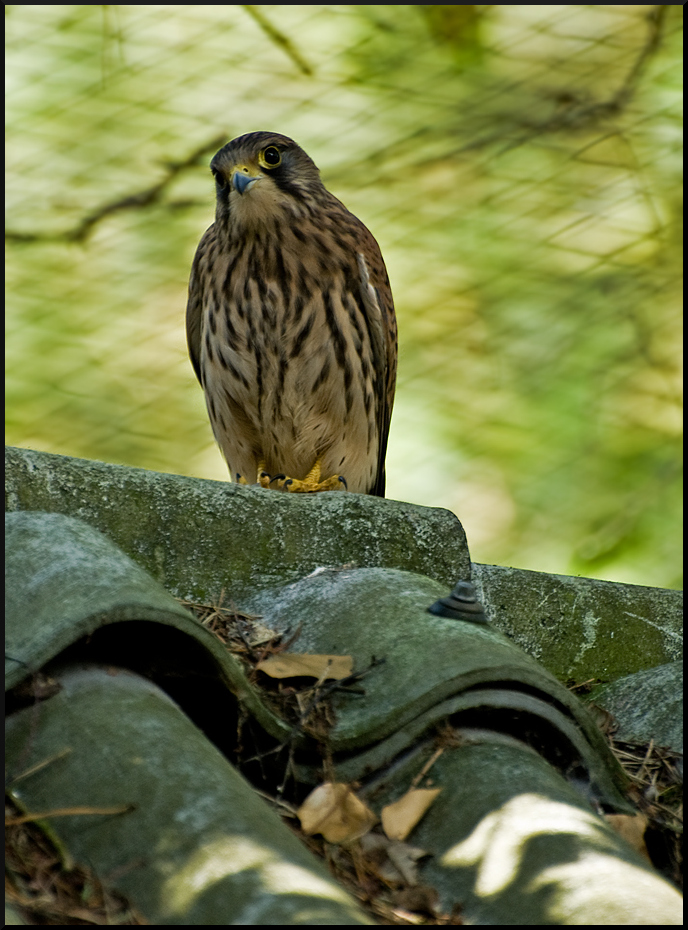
top-left (272, 175), bottom-right (309, 202)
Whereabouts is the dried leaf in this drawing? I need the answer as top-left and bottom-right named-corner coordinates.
top-left (381, 788), bottom-right (442, 842)
top-left (297, 782), bottom-right (377, 843)
top-left (256, 653), bottom-right (353, 680)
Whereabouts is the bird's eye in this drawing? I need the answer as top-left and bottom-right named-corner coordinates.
top-left (211, 167), bottom-right (227, 189)
top-left (260, 146), bottom-right (282, 168)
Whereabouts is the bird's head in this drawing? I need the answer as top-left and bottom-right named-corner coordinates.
top-left (210, 131), bottom-right (325, 229)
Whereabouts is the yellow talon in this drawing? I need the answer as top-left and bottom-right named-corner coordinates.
top-left (235, 463), bottom-right (273, 487)
top-left (271, 459), bottom-right (347, 493)
top-left (257, 462), bottom-right (272, 488)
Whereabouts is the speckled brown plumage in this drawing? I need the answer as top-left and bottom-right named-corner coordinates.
top-left (186, 131), bottom-right (396, 495)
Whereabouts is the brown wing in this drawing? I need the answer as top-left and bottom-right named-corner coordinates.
top-left (356, 232), bottom-right (397, 498)
top-left (186, 225), bottom-right (215, 386)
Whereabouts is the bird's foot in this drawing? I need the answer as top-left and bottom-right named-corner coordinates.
top-left (235, 463), bottom-right (274, 488)
top-left (257, 463), bottom-right (273, 488)
top-left (270, 459), bottom-right (348, 493)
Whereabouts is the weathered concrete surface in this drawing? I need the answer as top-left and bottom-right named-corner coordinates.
top-left (5, 511), bottom-right (294, 746)
top-left (241, 567), bottom-right (630, 811)
top-left (6, 665), bottom-right (371, 925)
top-left (5, 447), bottom-right (681, 681)
top-left (5, 459), bottom-right (683, 923)
top-left (5, 510), bottom-right (194, 687)
top-left (4, 509), bottom-right (631, 812)
top-left (380, 738), bottom-right (683, 925)
top-left (5, 446), bottom-right (470, 605)
top-left (590, 661), bottom-right (683, 753)
top-left (472, 563), bottom-right (682, 682)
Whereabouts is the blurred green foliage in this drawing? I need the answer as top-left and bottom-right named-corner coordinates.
top-left (6, 5), bottom-right (682, 588)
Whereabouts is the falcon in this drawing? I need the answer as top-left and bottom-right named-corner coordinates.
top-left (186, 131), bottom-right (397, 495)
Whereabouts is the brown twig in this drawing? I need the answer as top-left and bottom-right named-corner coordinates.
top-left (242, 5), bottom-right (314, 76)
top-left (6, 134), bottom-right (227, 244)
top-left (6, 803), bottom-right (135, 826)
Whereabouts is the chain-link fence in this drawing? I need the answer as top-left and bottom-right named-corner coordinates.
top-left (6, 5), bottom-right (682, 588)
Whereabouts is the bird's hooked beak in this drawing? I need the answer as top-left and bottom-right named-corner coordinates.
top-left (232, 167), bottom-right (261, 195)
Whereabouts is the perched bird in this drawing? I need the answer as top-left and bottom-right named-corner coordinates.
top-left (186, 131), bottom-right (397, 495)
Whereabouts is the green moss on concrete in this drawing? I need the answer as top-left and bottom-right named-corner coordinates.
top-left (472, 563), bottom-right (682, 681)
top-left (6, 665), bottom-right (371, 925)
top-left (5, 446), bottom-right (470, 606)
top-left (590, 661), bottom-right (683, 752)
top-left (6, 447), bottom-right (681, 681)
